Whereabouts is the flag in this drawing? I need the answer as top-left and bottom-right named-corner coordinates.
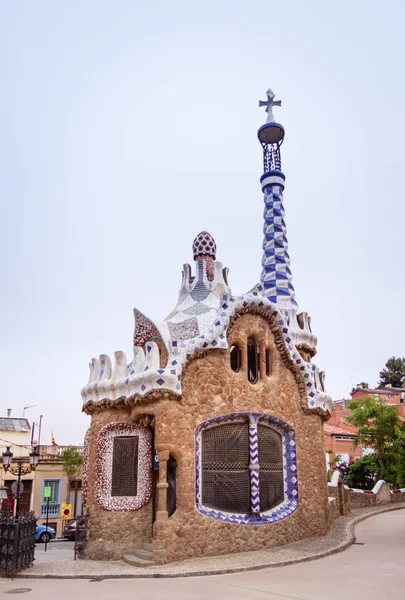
top-left (51, 431), bottom-right (56, 445)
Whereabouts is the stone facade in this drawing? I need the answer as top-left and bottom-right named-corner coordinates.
top-left (84, 312), bottom-right (330, 562)
top-left (84, 410), bottom-right (153, 560)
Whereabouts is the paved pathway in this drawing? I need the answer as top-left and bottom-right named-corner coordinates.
top-left (1, 510), bottom-right (404, 599)
top-left (35, 541), bottom-right (75, 564)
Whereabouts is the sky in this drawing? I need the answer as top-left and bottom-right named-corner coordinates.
top-left (1, 1), bottom-right (404, 445)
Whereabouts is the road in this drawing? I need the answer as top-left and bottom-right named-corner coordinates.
top-left (35, 541), bottom-right (75, 563)
top-left (1, 510), bottom-right (404, 599)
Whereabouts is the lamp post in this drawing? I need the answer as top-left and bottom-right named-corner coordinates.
top-left (1, 446), bottom-right (40, 517)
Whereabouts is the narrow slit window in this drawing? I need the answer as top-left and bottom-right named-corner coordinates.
top-left (265, 349), bottom-right (271, 377)
top-left (247, 337), bottom-right (258, 384)
top-left (230, 345), bottom-right (241, 372)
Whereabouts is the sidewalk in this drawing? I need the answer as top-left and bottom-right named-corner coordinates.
top-left (19, 503), bottom-right (405, 580)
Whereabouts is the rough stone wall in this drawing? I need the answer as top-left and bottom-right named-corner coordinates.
top-left (84, 312), bottom-right (330, 563)
top-left (151, 313), bottom-right (329, 563)
top-left (347, 483), bottom-right (405, 508)
top-left (84, 408), bottom-right (153, 560)
top-left (391, 491), bottom-right (405, 502)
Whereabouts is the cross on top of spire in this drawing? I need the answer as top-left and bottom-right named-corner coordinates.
top-left (259, 88), bottom-right (282, 124)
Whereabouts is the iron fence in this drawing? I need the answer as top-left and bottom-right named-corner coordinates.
top-left (74, 514), bottom-right (88, 559)
top-left (0, 513), bottom-right (36, 577)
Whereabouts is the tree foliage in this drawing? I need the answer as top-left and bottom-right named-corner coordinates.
top-left (345, 455), bottom-right (377, 490)
top-left (346, 396), bottom-right (400, 481)
top-left (378, 356), bottom-right (405, 389)
top-left (62, 446), bottom-right (83, 502)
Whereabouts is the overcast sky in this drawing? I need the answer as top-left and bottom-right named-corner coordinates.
top-left (1, 1), bottom-right (404, 445)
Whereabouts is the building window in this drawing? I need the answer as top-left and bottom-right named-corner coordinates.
top-left (167, 455), bottom-right (177, 517)
top-left (96, 422), bottom-right (152, 511)
top-left (40, 479), bottom-right (61, 519)
top-left (111, 436), bottom-right (139, 497)
top-left (265, 349), bottom-right (271, 377)
top-left (201, 422), bottom-right (251, 513)
top-left (43, 480), bottom-right (60, 503)
top-left (68, 480), bottom-right (82, 517)
top-left (230, 345), bottom-right (241, 372)
top-left (196, 413), bottom-right (298, 524)
top-left (247, 337), bottom-right (259, 383)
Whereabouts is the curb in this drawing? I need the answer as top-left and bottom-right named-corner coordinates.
top-left (18, 504), bottom-right (405, 580)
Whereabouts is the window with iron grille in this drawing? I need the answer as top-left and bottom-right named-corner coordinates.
top-left (200, 418), bottom-right (285, 515)
top-left (201, 422), bottom-right (251, 513)
top-left (111, 436), bottom-right (139, 497)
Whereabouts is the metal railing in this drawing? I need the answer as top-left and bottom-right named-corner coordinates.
top-left (0, 513), bottom-right (36, 576)
top-left (40, 503), bottom-right (60, 518)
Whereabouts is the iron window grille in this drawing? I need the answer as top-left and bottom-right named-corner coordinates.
top-left (196, 413), bottom-right (298, 524)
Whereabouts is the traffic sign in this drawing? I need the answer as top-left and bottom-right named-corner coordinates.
top-left (62, 503), bottom-right (72, 519)
top-left (44, 486), bottom-right (51, 499)
top-left (11, 481), bottom-right (24, 497)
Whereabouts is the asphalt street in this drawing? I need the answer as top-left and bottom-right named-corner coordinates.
top-left (34, 541), bottom-right (75, 564)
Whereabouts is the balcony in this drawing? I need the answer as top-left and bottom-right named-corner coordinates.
top-left (40, 503), bottom-right (60, 519)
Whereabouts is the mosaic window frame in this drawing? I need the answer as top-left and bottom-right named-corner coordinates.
top-left (95, 422), bottom-right (152, 511)
top-left (195, 412), bottom-right (298, 524)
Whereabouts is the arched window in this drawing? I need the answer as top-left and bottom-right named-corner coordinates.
top-left (230, 345), bottom-right (241, 372)
top-left (265, 349), bottom-right (271, 377)
top-left (247, 337), bottom-right (259, 383)
top-left (197, 414), bottom-right (296, 523)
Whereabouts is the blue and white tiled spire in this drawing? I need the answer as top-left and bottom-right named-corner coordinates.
top-left (258, 89), bottom-right (298, 310)
top-left (260, 172), bottom-right (298, 309)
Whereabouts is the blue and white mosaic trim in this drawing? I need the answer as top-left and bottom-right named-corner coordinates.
top-left (82, 289), bottom-right (331, 413)
top-left (260, 171), bottom-right (298, 309)
top-left (195, 412), bottom-right (298, 525)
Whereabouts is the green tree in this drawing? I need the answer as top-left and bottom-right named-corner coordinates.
top-left (387, 425), bottom-right (405, 488)
top-left (378, 357), bottom-right (405, 389)
top-left (62, 446), bottom-right (83, 503)
top-left (345, 454), bottom-right (377, 490)
top-left (346, 396), bottom-right (400, 480)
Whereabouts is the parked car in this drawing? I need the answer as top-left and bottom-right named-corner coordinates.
top-left (35, 524), bottom-right (56, 543)
top-left (63, 520), bottom-right (76, 541)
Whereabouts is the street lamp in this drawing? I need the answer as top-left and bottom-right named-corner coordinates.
top-left (1, 446), bottom-right (40, 517)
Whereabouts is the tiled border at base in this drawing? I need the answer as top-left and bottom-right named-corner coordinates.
top-left (17, 503), bottom-right (405, 580)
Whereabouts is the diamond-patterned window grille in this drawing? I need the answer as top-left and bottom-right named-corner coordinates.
top-left (111, 436), bottom-right (139, 497)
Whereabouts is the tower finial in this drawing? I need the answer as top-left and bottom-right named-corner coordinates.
top-left (259, 88), bottom-right (282, 124)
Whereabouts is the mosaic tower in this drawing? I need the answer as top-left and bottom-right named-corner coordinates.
top-left (258, 89), bottom-right (297, 309)
top-left (258, 89), bottom-right (316, 360)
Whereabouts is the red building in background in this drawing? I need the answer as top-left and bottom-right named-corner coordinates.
top-left (351, 385), bottom-right (405, 416)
